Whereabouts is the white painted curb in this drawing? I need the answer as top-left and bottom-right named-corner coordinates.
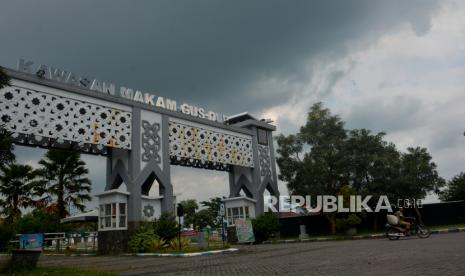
top-left (134, 248), bottom-right (239, 257)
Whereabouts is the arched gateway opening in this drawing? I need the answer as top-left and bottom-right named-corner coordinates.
top-left (0, 62), bottom-right (279, 253)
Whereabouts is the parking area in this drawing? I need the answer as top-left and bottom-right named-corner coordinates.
top-left (35, 232), bottom-right (465, 275)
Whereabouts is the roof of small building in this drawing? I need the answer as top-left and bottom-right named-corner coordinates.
top-left (60, 209), bottom-right (98, 223)
top-left (225, 112), bottom-right (258, 124)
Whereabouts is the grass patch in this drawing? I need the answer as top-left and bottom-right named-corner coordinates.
top-left (430, 223), bottom-right (465, 230)
top-left (0, 265), bottom-right (117, 276)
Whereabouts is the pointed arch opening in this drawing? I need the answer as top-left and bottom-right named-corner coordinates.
top-left (237, 184), bottom-right (253, 198)
top-left (141, 172), bottom-right (165, 197)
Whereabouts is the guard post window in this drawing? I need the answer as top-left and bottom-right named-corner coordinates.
top-left (99, 202), bottom-right (127, 230)
top-left (226, 206), bottom-right (250, 226)
top-left (119, 203), bottom-right (126, 228)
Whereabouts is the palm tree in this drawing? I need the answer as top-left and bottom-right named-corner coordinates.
top-left (37, 149), bottom-right (92, 218)
top-left (0, 163), bottom-right (39, 222)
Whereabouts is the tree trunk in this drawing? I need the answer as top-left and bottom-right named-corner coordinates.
top-left (373, 213), bottom-right (378, 231)
top-left (58, 198), bottom-right (66, 218)
top-left (12, 195), bottom-right (19, 222)
top-left (325, 213), bottom-right (336, 234)
top-left (58, 180), bottom-right (66, 219)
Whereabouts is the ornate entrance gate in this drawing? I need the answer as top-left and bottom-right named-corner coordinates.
top-left (1, 64), bottom-right (279, 252)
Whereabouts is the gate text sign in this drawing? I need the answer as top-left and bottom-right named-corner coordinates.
top-left (18, 59), bottom-right (228, 123)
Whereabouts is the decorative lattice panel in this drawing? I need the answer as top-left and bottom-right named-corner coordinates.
top-left (258, 145), bottom-right (271, 177)
top-left (169, 120), bottom-right (254, 170)
top-left (0, 86), bottom-right (132, 150)
top-left (141, 120), bottom-right (161, 163)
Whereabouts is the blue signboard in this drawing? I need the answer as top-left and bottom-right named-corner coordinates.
top-left (19, 234), bottom-right (44, 251)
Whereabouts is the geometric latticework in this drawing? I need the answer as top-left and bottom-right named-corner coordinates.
top-left (169, 120), bottom-right (254, 170)
top-left (141, 120), bottom-right (161, 163)
top-left (258, 145), bottom-right (271, 177)
top-left (0, 86), bottom-right (132, 151)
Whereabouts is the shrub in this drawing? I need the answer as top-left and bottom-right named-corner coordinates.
top-left (128, 230), bottom-right (158, 253)
top-left (0, 222), bottom-right (14, 252)
top-left (129, 213), bottom-right (180, 252)
top-left (153, 213), bottom-right (178, 242)
top-left (169, 237), bottom-right (191, 251)
top-left (148, 236), bottom-right (166, 251)
top-left (336, 213), bottom-right (362, 232)
top-left (252, 212), bottom-right (280, 243)
top-left (128, 229), bottom-right (169, 253)
top-left (1, 210), bottom-right (70, 252)
top-left (13, 210), bottom-right (65, 234)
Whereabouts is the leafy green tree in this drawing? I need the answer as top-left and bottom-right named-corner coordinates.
top-left (0, 127), bottom-right (15, 168)
top-left (344, 129), bottom-right (402, 230)
top-left (179, 199), bottom-right (198, 228)
top-left (396, 147), bottom-right (445, 223)
top-left (276, 102), bottom-right (348, 234)
top-left (0, 66), bottom-right (10, 89)
top-left (192, 209), bottom-right (214, 229)
top-left (36, 149), bottom-right (92, 218)
top-left (12, 209), bottom-right (66, 234)
top-left (369, 143), bottom-right (403, 201)
top-left (0, 67), bottom-right (14, 167)
top-left (345, 129), bottom-right (387, 192)
top-left (200, 197), bottom-right (222, 214)
top-left (397, 147), bottom-right (444, 198)
top-left (0, 164), bottom-right (40, 222)
top-left (440, 172), bottom-right (465, 201)
top-left (276, 103), bottom-right (443, 232)
top-left (274, 134), bottom-right (303, 182)
top-left (200, 197), bottom-right (223, 228)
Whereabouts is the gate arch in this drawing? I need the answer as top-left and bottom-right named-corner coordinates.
top-left (0, 64), bottom-right (279, 252)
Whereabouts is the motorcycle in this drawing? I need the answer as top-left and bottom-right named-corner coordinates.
top-left (385, 215), bottom-right (431, 240)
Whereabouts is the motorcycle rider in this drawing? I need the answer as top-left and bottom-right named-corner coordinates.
top-left (394, 207), bottom-right (411, 234)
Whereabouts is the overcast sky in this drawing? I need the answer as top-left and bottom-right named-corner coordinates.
top-left (1, 0), bottom-right (464, 209)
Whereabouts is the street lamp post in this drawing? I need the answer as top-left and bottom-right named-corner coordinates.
top-left (177, 203), bottom-right (184, 252)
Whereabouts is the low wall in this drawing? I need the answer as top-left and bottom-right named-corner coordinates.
top-left (98, 230), bottom-right (129, 254)
top-left (279, 200), bottom-right (465, 237)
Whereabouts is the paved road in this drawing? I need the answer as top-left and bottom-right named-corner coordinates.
top-left (37, 232), bottom-right (465, 275)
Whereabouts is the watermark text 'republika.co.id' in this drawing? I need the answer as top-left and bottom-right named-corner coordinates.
top-left (264, 195), bottom-right (423, 213)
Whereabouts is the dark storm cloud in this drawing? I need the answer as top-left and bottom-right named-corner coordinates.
top-left (0, 0), bottom-right (440, 116)
top-left (0, 0), bottom-right (449, 204)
